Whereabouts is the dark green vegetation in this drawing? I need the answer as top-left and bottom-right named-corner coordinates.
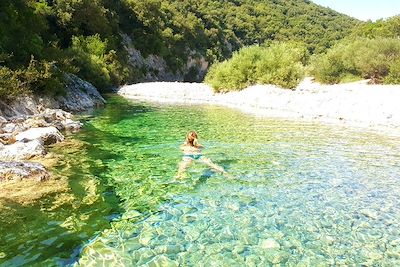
top-left (0, 0), bottom-right (358, 100)
top-left (310, 16), bottom-right (400, 84)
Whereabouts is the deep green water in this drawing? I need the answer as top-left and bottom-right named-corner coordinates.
top-left (1, 96), bottom-right (400, 266)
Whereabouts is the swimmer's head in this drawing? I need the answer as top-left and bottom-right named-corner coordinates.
top-left (185, 131), bottom-right (199, 146)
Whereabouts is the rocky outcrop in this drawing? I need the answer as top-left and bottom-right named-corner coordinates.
top-left (0, 73), bottom-right (105, 119)
top-left (0, 108), bottom-right (82, 139)
top-left (56, 73), bottom-right (106, 111)
top-left (121, 34), bottom-right (208, 82)
top-left (0, 73), bottom-right (104, 182)
top-left (0, 161), bottom-right (50, 182)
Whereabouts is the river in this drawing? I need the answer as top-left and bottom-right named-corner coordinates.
top-left (1, 96), bottom-right (400, 266)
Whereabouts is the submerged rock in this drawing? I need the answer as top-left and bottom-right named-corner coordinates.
top-left (144, 255), bottom-right (179, 267)
top-left (16, 126), bottom-right (64, 145)
top-left (360, 209), bottom-right (378, 220)
top-left (259, 238), bottom-right (281, 249)
top-left (0, 140), bottom-right (45, 160)
top-left (0, 161), bottom-right (50, 182)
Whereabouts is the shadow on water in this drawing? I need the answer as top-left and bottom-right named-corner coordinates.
top-left (0, 198), bottom-right (70, 266)
top-left (0, 176), bottom-right (123, 265)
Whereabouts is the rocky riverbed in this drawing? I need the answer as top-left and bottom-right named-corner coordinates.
top-left (0, 74), bottom-right (105, 187)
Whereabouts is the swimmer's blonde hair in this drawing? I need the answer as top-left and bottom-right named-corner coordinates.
top-left (185, 131), bottom-right (199, 147)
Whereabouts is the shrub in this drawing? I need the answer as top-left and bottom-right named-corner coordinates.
top-left (0, 58), bottom-right (64, 102)
top-left (205, 46), bottom-right (263, 91)
top-left (205, 42), bottom-right (307, 92)
top-left (311, 38), bottom-right (400, 84)
top-left (68, 34), bottom-right (131, 91)
top-left (384, 59), bottom-right (400, 84)
top-left (255, 42), bottom-right (307, 89)
top-left (0, 67), bottom-right (25, 101)
top-left (309, 43), bottom-right (349, 84)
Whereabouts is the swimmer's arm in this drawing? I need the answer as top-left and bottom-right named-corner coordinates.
top-left (179, 144), bottom-right (186, 151)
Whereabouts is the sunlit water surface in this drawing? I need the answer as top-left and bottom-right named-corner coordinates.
top-left (1, 96), bottom-right (400, 266)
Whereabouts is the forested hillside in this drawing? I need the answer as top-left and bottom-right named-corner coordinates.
top-left (0, 0), bottom-right (359, 101)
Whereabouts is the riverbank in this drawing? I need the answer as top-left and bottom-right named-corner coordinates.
top-left (118, 78), bottom-right (400, 133)
top-left (0, 74), bottom-right (105, 202)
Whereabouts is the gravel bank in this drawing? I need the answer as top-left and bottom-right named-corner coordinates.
top-left (118, 79), bottom-right (400, 132)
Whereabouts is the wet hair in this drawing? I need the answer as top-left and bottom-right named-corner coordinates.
top-left (185, 131), bottom-right (199, 147)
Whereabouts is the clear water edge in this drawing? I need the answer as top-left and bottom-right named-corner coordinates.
top-left (1, 95), bottom-right (400, 266)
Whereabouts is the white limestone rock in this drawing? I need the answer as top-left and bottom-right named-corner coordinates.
top-left (63, 118), bottom-right (83, 132)
top-left (15, 126), bottom-right (64, 145)
top-left (0, 140), bottom-right (45, 160)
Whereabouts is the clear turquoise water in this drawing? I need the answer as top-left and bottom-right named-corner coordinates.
top-left (1, 96), bottom-right (400, 266)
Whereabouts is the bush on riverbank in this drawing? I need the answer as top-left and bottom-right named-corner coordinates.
top-left (310, 38), bottom-right (400, 84)
top-left (66, 35), bottom-right (133, 91)
top-left (0, 58), bottom-right (64, 102)
top-left (205, 42), bottom-right (307, 92)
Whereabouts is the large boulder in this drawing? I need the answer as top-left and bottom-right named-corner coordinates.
top-left (0, 161), bottom-right (50, 182)
top-left (0, 140), bottom-right (46, 160)
top-left (15, 126), bottom-right (64, 145)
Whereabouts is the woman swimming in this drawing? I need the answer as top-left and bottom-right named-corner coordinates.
top-left (176, 131), bottom-right (226, 179)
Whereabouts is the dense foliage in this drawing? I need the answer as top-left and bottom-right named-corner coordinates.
top-left (205, 42), bottom-right (307, 91)
top-left (0, 0), bottom-right (358, 101)
top-left (310, 17), bottom-right (400, 84)
top-left (351, 16), bottom-right (400, 39)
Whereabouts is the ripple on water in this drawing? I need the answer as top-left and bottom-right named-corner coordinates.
top-left (73, 98), bottom-right (400, 266)
top-left (3, 97), bottom-right (400, 266)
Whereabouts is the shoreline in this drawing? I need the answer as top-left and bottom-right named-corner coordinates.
top-left (118, 79), bottom-right (400, 135)
top-left (0, 74), bottom-right (105, 193)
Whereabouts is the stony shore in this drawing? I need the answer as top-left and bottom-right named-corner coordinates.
top-left (0, 74), bottom-right (105, 184)
top-left (118, 78), bottom-right (400, 133)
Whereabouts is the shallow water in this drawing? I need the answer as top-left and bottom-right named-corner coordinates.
top-left (2, 96), bottom-right (400, 266)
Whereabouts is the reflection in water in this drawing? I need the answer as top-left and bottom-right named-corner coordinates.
top-left (1, 96), bottom-right (400, 266)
